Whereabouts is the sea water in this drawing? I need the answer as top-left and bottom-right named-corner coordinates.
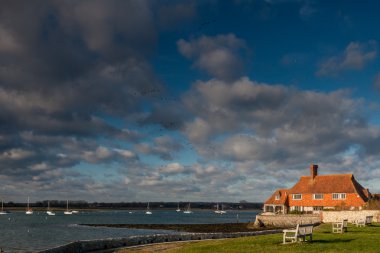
top-left (0, 210), bottom-right (259, 252)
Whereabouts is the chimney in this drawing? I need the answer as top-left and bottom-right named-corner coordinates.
top-left (310, 164), bottom-right (318, 179)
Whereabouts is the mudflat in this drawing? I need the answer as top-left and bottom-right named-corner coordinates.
top-left (81, 223), bottom-right (270, 233)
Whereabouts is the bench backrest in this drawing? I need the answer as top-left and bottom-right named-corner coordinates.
top-left (298, 224), bottom-right (313, 235)
top-left (366, 216), bottom-right (373, 223)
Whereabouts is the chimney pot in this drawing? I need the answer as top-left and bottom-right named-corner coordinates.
top-left (310, 164), bottom-right (318, 179)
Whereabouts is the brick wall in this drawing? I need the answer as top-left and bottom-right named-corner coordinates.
top-left (288, 193), bottom-right (366, 208)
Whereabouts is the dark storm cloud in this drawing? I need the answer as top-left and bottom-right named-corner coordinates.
top-left (0, 0), bottom-right (163, 191)
top-left (0, 0), bottom-right (159, 116)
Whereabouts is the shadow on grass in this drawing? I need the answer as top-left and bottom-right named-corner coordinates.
top-left (313, 239), bottom-right (354, 244)
top-left (322, 231), bottom-right (363, 234)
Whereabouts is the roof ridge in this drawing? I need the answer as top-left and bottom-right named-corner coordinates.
top-left (301, 173), bottom-right (353, 177)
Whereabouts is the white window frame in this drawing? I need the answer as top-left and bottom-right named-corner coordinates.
top-left (313, 194), bottom-right (324, 200)
top-left (293, 206), bottom-right (302, 211)
top-left (332, 193), bottom-right (346, 200)
top-left (275, 195), bottom-right (280, 200)
top-left (293, 194), bottom-right (302, 200)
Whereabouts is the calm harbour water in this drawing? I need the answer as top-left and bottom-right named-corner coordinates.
top-left (0, 210), bottom-right (259, 252)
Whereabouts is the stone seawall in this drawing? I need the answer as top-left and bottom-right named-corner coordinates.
top-left (254, 210), bottom-right (380, 227)
top-left (38, 230), bottom-right (282, 253)
top-left (321, 210), bottom-right (380, 223)
top-left (254, 214), bottom-right (321, 227)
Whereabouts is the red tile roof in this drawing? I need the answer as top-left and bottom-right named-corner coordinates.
top-left (288, 174), bottom-right (369, 201)
top-left (264, 189), bottom-right (289, 205)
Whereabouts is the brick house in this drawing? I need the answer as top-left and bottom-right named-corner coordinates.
top-left (263, 164), bottom-right (371, 214)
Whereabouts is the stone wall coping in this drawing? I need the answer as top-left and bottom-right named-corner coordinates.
top-left (38, 229), bottom-right (283, 253)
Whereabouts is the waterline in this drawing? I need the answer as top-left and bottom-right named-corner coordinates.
top-left (0, 210), bottom-right (259, 252)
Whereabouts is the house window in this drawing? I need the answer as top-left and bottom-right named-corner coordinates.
top-left (313, 194), bottom-right (324, 200)
top-left (293, 194), bottom-right (302, 200)
top-left (275, 195), bottom-right (280, 200)
top-left (294, 206), bottom-right (302, 211)
top-left (265, 205), bottom-right (274, 212)
top-left (313, 206), bottom-right (323, 211)
top-left (332, 193), bottom-right (346, 200)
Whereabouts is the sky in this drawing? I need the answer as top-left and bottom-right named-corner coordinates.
top-left (1, 0), bottom-right (380, 203)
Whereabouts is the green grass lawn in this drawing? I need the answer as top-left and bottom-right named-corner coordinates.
top-left (119, 223), bottom-right (380, 253)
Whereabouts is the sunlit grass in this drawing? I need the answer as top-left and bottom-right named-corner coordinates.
top-left (118, 223), bottom-right (380, 253)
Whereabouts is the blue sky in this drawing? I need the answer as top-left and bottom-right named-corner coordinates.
top-left (1, 0), bottom-right (380, 202)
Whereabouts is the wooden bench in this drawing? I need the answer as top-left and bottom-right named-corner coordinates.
top-left (332, 219), bottom-right (348, 233)
top-left (366, 216), bottom-right (373, 225)
top-left (283, 224), bottom-right (314, 244)
top-left (355, 216), bottom-right (373, 227)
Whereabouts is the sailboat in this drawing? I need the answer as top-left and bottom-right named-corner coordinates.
top-left (64, 200), bottom-right (73, 215)
top-left (0, 199), bottom-right (10, 215)
top-left (214, 203), bottom-right (221, 214)
top-left (220, 204), bottom-right (226, 214)
top-left (145, 202), bottom-right (152, 215)
top-left (183, 203), bottom-right (193, 214)
top-left (176, 202), bottom-right (181, 212)
top-left (46, 201), bottom-right (56, 216)
top-left (26, 197), bottom-right (33, 215)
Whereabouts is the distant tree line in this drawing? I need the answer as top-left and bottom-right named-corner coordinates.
top-left (3, 201), bottom-right (263, 210)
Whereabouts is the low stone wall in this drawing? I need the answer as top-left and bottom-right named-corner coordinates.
top-left (321, 210), bottom-right (380, 223)
top-left (254, 210), bottom-right (380, 228)
top-left (254, 214), bottom-right (321, 228)
top-left (38, 230), bottom-right (282, 253)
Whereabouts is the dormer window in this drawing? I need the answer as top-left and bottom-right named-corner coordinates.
top-left (275, 195), bottom-right (280, 200)
top-left (293, 194), bottom-right (302, 200)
